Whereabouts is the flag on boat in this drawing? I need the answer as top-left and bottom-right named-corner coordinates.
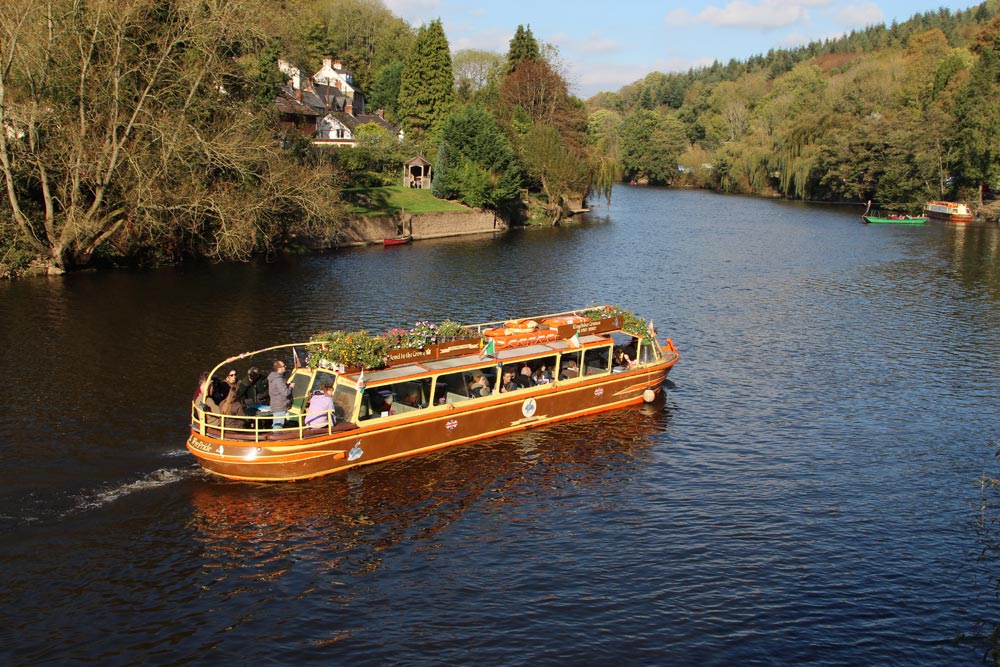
top-left (568, 332), bottom-right (581, 348)
top-left (648, 319), bottom-right (656, 339)
top-left (480, 338), bottom-right (496, 358)
top-left (357, 367), bottom-right (366, 391)
top-left (292, 347), bottom-right (301, 368)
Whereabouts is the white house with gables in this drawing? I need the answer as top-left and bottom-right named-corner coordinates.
top-left (275, 57), bottom-right (403, 147)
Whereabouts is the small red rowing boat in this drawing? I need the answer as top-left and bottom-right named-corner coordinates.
top-left (383, 235), bottom-right (412, 246)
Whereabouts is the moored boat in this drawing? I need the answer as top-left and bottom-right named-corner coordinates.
top-left (924, 200), bottom-right (974, 223)
top-left (383, 235), bottom-right (412, 246)
top-left (187, 306), bottom-right (679, 482)
top-left (861, 200), bottom-right (927, 224)
top-left (862, 215), bottom-right (927, 225)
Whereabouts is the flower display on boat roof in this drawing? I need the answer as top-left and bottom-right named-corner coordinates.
top-left (309, 319), bottom-right (474, 369)
top-left (580, 305), bottom-right (654, 341)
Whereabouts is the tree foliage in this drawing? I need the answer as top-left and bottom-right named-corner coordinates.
top-left (507, 24), bottom-right (540, 72)
top-left (398, 19), bottom-right (454, 140)
top-left (432, 104), bottom-right (520, 210)
top-left (0, 0), bottom-right (339, 272)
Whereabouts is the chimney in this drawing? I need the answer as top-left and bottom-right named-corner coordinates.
top-left (322, 56), bottom-right (332, 70)
top-left (333, 60), bottom-right (342, 70)
top-left (295, 87), bottom-right (301, 102)
top-left (345, 99), bottom-right (353, 115)
top-left (292, 71), bottom-right (302, 90)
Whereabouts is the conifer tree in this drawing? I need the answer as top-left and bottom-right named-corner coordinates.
top-left (398, 19), bottom-right (454, 139)
top-left (507, 24), bottom-right (540, 72)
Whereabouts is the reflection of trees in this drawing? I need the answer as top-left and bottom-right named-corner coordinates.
top-left (939, 225), bottom-right (1000, 300)
top-left (187, 404), bottom-right (673, 582)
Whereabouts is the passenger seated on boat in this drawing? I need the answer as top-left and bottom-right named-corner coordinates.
top-left (219, 383), bottom-right (248, 429)
top-left (304, 382), bottom-right (336, 429)
top-left (202, 377), bottom-right (225, 426)
top-left (532, 364), bottom-right (553, 384)
top-left (514, 363), bottom-right (533, 388)
top-left (370, 390), bottom-right (396, 417)
top-left (499, 368), bottom-right (519, 393)
top-left (468, 373), bottom-right (491, 397)
top-left (559, 359), bottom-right (579, 379)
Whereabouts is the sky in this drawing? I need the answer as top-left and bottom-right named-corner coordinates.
top-left (382, 0), bottom-right (983, 98)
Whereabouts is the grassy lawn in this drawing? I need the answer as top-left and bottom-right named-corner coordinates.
top-left (343, 185), bottom-right (470, 216)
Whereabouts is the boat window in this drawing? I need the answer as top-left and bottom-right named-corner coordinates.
top-left (359, 378), bottom-right (432, 419)
top-left (433, 366), bottom-right (494, 405)
top-left (558, 350), bottom-right (583, 380)
top-left (637, 339), bottom-right (658, 364)
top-left (289, 370), bottom-right (313, 409)
top-left (332, 385), bottom-right (357, 422)
top-left (583, 346), bottom-right (611, 375)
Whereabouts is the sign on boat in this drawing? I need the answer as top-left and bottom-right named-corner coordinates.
top-left (187, 306), bottom-right (680, 482)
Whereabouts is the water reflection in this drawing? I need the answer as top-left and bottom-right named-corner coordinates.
top-left (187, 404), bottom-right (672, 578)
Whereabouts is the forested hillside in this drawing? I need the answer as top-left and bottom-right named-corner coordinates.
top-left (586, 1), bottom-right (1000, 211)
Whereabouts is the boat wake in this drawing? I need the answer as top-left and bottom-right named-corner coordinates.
top-left (70, 465), bottom-right (201, 514)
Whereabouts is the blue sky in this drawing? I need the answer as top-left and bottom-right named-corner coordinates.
top-left (383, 0), bottom-right (982, 98)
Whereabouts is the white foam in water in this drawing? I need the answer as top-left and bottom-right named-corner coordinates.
top-left (72, 467), bottom-right (197, 513)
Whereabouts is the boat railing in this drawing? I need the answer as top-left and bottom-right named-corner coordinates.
top-left (191, 402), bottom-right (343, 442)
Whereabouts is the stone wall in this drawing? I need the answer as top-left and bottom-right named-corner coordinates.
top-left (334, 209), bottom-right (506, 246)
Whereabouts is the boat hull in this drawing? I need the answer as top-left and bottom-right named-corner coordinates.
top-left (863, 216), bottom-right (927, 225)
top-left (188, 362), bottom-right (674, 481)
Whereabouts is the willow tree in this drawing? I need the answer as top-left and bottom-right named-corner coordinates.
top-left (0, 0), bottom-right (333, 272)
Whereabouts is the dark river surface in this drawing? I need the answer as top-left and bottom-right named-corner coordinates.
top-left (3, 185), bottom-right (1000, 665)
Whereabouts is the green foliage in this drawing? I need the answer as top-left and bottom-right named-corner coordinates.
top-left (368, 61), bottom-right (404, 121)
top-left (507, 25), bottom-right (541, 72)
top-left (310, 319), bottom-right (472, 369)
top-left (309, 330), bottom-right (390, 369)
top-left (398, 19), bottom-right (455, 139)
top-left (620, 110), bottom-right (689, 184)
top-left (580, 305), bottom-right (653, 341)
top-left (952, 35), bottom-right (1000, 201)
top-left (434, 105), bottom-right (521, 210)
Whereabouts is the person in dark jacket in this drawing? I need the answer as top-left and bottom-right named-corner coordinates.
top-left (236, 367), bottom-right (268, 409)
top-left (268, 360), bottom-right (293, 429)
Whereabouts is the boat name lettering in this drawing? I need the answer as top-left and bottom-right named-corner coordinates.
top-left (188, 436), bottom-right (213, 453)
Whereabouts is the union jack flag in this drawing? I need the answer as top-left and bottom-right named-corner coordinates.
top-left (446, 419), bottom-right (458, 430)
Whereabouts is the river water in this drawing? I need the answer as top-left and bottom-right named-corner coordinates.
top-left (2, 186), bottom-right (1000, 665)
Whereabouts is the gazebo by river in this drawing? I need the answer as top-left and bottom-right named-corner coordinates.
top-left (403, 156), bottom-right (432, 189)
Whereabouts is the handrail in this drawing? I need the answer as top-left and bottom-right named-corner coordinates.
top-left (192, 402), bottom-right (340, 441)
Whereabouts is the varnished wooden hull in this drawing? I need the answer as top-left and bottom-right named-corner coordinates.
top-left (187, 362), bottom-right (674, 481)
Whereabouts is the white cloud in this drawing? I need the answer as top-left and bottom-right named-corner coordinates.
top-left (667, 0), bottom-right (815, 29)
top-left (551, 31), bottom-right (621, 55)
top-left (828, 2), bottom-right (884, 28)
top-left (381, 0), bottom-right (441, 25)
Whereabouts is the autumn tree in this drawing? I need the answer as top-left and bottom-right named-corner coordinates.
top-left (398, 18), bottom-right (454, 140)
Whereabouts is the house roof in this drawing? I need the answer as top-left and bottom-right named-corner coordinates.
top-left (329, 112), bottom-right (400, 135)
top-left (274, 89), bottom-right (320, 116)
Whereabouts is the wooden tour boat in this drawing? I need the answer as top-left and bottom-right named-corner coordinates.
top-left (923, 200), bottom-right (974, 223)
top-left (188, 306), bottom-right (680, 482)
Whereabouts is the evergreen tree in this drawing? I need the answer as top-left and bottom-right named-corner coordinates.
top-left (507, 24), bottom-right (540, 72)
top-left (434, 105), bottom-right (521, 211)
top-left (398, 19), bottom-right (455, 140)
